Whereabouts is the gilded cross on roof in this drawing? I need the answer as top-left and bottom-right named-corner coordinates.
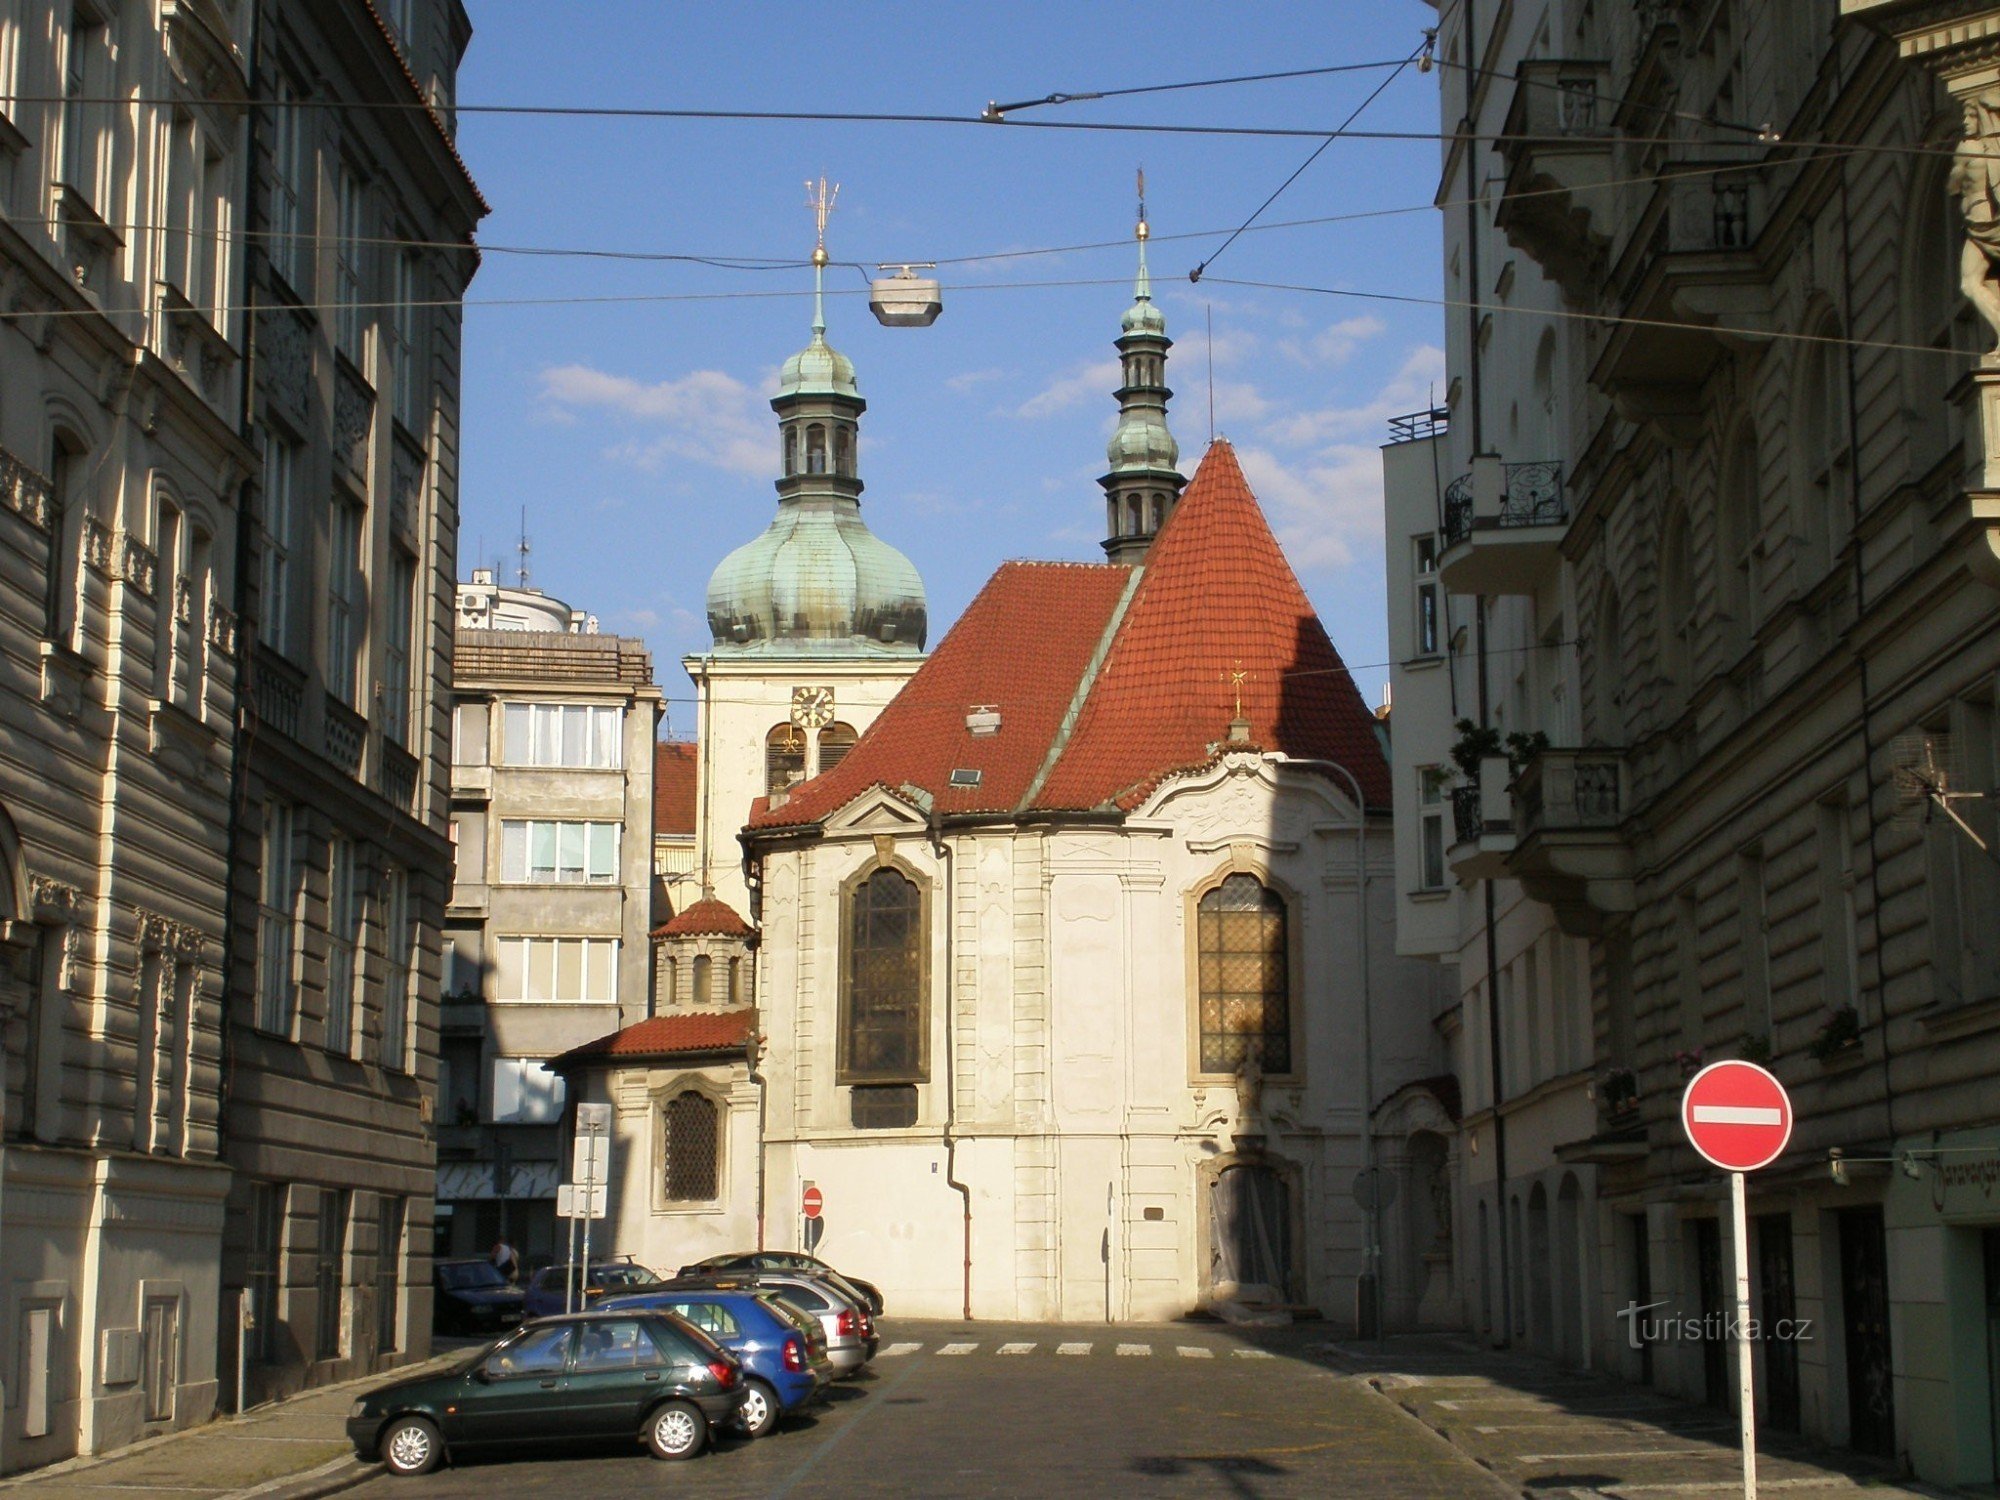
top-left (1222, 665), bottom-right (1250, 720)
top-left (805, 176), bottom-right (839, 268)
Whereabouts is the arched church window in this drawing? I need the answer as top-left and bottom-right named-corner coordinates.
top-left (661, 955), bottom-right (677, 1007)
top-left (1195, 873), bottom-right (1290, 1073)
top-left (765, 724), bottom-right (805, 794)
top-left (661, 1090), bottom-right (719, 1201)
top-left (806, 424), bottom-right (828, 474)
top-left (841, 867), bottom-right (925, 1082)
top-left (691, 953), bottom-right (711, 1006)
top-left (1125, 496), bottom-right (1142, 536)
top-left (834, 427), bottom-right (852, 476)
top-left (783, 428), bottom-right (798, 476)
top-left (1106, 500), bottom-right (1118, 539)
top-left (818, 721), bottom-right (858, 776)
top-left (1150, 493), bottom-right (1165, 531)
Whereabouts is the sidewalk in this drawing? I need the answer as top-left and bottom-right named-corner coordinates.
top-left (0, 1351), bottom-right (463, 1500)
top-left (1328, 1333), bottom-right (1954, 1500)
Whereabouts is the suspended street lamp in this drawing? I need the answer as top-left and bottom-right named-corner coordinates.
top-left (869, 263), bottom-right (942, 327)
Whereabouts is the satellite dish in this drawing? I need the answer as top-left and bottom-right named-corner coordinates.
top-left (870, 264), bottom-right (942, 327)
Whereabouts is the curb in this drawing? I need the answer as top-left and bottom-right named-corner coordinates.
top-left (1345, 1365), bottom-right (1517, 1499)
top-left (219, 1455), bottom-right (375, 1500)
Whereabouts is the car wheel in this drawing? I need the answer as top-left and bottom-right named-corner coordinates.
top-left (644, 1400), bottom-right (707, 1460)
top-left (379, 1415), bottom-right (442, 1477)
top-left (735, 1379), bottom-right (779, 1439)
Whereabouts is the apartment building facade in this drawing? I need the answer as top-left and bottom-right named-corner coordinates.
top-left (438, 576), bottom-right (662, 1268)
top-left (1385, 0), bottom-right (2000, 1483)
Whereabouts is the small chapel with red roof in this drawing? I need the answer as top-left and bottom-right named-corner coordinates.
top-left (558, 203), bottom-right (1447, 1324)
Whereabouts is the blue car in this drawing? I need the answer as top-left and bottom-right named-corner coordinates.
top-left (596, 1289), bottom-right (827, 1439)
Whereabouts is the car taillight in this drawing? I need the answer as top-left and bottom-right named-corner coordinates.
top-left (860, 1312), bottom-right (875, 1338)
top-left (782, 1337), bottom-right (805, 1373)
top-left (707, 1359), bottom-right (737, 1388)
top-left (835, 1309), bottom-right (857, 1337)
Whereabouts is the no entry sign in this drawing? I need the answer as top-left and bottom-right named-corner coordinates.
top-left (802, 1184), bottom-right (824, 1220)
top-left (1681, 1060), bottom-right (1793, 1172)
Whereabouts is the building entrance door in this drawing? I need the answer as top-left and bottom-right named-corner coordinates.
top-left (142, 1297), bottom-right (178, 1423)
top-left (1983, 1228), bottom-right (2000, 1484)
top-left (1838, 1206), bottom-right (1895, 1457)
top-left (1693, 1218), bottom-right (1727, 1410)
top-left (1208, 1163), bottom-right (1291, 1300)
top-left (1757, 1213), bottom-right (1800, 1431)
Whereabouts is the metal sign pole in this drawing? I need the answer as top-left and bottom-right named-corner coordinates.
top-left (1731, 1169), bottom-right (1757, 1500)
top-left (580, 1118), bottom-right (597, 1313)
top-left (564, 1184), bottom-right (579, 1314)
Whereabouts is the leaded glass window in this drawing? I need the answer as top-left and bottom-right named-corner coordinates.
top-left (663, 1091), bottom-right (718, 1201)
top-left (1196, 874), bottom-right (1290, 1073)
top-left (842, 868), bottom-right (923, 1081)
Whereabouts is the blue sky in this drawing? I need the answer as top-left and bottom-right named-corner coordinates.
top-left (455, 2), bottom-right (1445, 735)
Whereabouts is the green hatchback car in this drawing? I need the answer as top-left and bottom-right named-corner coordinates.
top-left (346, 1310), bottom-right (746, 1475)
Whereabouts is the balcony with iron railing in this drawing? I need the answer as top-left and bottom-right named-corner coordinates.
top-left (1493, 59), bottom-right (1616, 305)
top-left (1446, 755), bottom-right (1516, 882)
top-left (1438, 456), bottom-right (1568, 594)
top-left (1506, 747), bottom-right (1636, 936)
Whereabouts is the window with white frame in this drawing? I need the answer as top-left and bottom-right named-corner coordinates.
top-left (1417, 765), bottom-right (1449, 890)
top-left (451, 703), bottom-right (485, 764)
top-left (499, 821), bottom-right (620, 884)
top-left (257, 801), bottom-right (301, 1035)
top-left (1413, 534), bottom-right (1440, 655)
top-left (334, 160), bottom-right (367, 359)
top-left (499, 703), bottom-right (622, 768)
top-left (259, 430), bottom-right (299, 655)
top-left (488, 1057), bottom-right (565, 1124)
top-left (325, 837), bottom-right (359, 1054)
top-left (326, 496), bottom-right (363, 704)
top-left (380, 866), bottom-right (411, 1070)
top-left (493, 936), bottom-right (617, 1005)
top-left (267, 70), bottom-right (310, 293)
top-left (382, 549), bottom-right (414, 744)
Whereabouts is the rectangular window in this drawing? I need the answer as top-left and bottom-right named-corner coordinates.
top-left (1414, 534), bottom-right (1440, 655)
top-left (498, 820), bottom-right (621, 883)
top-left (20, 1303), bottom-right (53, 1437)
top-left (334, 162), bottom-right (367, 359)
top-left (1417, 765), bottom-right (1448, 890)
top-left (245, 1182), bottom-right (285, 1363)
top-left (488, 1056), bottom-right (566, 1124)
top-left (325, 837), bottom-right (359, 1055)
top-left (493, 936), bottom-right (618, 1004)
top-left (390, 248), bottom-right (423, 432)
top-left (259, 431), bottom-right (298, 654)
top-left (452, 703), bottom-right (485, 765)
top-left (326, 498), bottom-right (363, 704)
top-left (383, 550), bottom-right (415, 745)
top-left (1738, 849), bottom-right (1771, 1041)
top-left (257, 801), bottom-right (300, 1035)
top-left (1819, 799), bottom-right (1859, 1016)
top-left (267, 71), bottom-right (310, 293)
top-left (60, 3), bottom-right (109, 204)
top-left (314, 1188), bottom-right (347, 1362)
top-left (380, 866), bottom-right (411, 1070)
top-left (497, 703), bottom-right (623, 768)
top-left (375, 1196), bottom-right (403, 1354)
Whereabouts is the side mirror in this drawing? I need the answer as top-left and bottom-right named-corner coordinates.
top-left (470, 1363), bottom-right (494, 1384)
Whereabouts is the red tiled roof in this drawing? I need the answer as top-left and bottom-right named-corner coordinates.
top-left (1033, 441), bottom-right (1390, 810)
top-left (654, 741), bottom-right (698, 837)
top-left (751, 561), bottom-right (1136, 828)
top-left (654, 897), bottom-right (751, 939)
top-left (552, 1008), bottom-right (756, 1068)
top-left (746, 440), bottom-right (1387, 832)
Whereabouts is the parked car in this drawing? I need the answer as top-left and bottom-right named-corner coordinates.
top-left (679, 1251), bottom-right (885, 1316)
top-left (521, 1257), bottom-right (662, 1318)
top-left (347, 1310), bottom-right (744, 1475)
top-left (664, 1271), bottom-right (875, 1376)
top-left (431, 1259), bottom-right (525, 1336)
top-left (598, 1288), bottom-right (833, 1438)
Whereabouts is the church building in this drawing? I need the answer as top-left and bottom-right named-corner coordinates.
top-left (561, 204), bottom-right (1448, 1324)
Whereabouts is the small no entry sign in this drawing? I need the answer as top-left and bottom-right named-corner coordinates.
top-left (1681, 1059), bottom-right (1794, 1174)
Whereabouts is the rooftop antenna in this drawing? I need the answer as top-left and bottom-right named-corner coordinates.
top-left (1206, 304), bottom-right (1216, 444)
top-left (516, 506), bottom-right (531, 589)
top-left (805, 175), bottom-right (839, 334)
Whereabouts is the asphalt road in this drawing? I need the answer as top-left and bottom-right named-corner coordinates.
top-left (344, 1320), bottom-right (1507, 1499)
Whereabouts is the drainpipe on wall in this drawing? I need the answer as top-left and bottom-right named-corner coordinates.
top-left (928, 809), bottom-right (972, 1321)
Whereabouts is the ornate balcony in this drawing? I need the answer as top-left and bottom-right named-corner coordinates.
top-left (380, 740), bottom-right (419, 815)
top-left (1437, 456), bottom-right (1568, 595)
top-left (1493, 59), bottom-right (1615, 306)
top-left (1506, 747), bottom-right (1635, 936)
top-left (323, 694), bottom-right (366, 776)
top-left (250, 646), bottom-right (305, 740)
top-left (1447, 756), bottom-right (1516, 882)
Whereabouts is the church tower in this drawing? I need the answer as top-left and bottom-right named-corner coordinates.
top-left (1100, 176), bottom-right (1185, 563)
top-left (678, 181), bottom-right (928, 955)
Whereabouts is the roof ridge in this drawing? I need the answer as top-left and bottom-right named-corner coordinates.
top-left (1015, 564), bottom-right (1146, 812)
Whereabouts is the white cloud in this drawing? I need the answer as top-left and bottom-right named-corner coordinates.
top-left (945, 367), bottom-right (1008, 394)
top-left (1235, 443), bottom-right (1385, 571)
top-left (539, 363), bottom-right (770, 478)
top-left (1014, 359), bottom-right (1122, 420)
top-left (1256, 344), bottom-right (1446, 448)
top-left (1309, 315), bottom-right (1388, 366)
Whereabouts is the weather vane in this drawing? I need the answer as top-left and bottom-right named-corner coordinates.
top-left (806, 176), bottom-right (839, 268)
top-left (1136, 166), bottom-right (1148, 241)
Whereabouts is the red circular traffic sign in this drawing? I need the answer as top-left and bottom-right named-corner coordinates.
top-left (802, 1185), bottom-right (823, 1220)
top-left (1681, 1060), bottom-right (1793, 1172)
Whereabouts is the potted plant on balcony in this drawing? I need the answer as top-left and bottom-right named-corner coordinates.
top-left (1599, 1066), bottom-right (1639, 1121)
top-left (1504, 729), bottom-right (1551, 771)
top-left (1808, 1005), bottom-right (1862, 1063)
top-left (1738, 1032), bottom-right (1773, 1065)
top-left (1450, 720), bottom-right (1502, 779)
top-left (1673, 1045), bottom-right (1704, 1078)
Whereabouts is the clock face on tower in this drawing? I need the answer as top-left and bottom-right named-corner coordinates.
top-left (790, 685), bottom-right (835, 730)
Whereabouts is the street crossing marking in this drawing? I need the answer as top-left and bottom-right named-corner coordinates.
top-left (936, 1342), bottom-right (979, 1356)
top-left (1056, 1341), bottom-right (1093, 1355)
top-left (1176, 1346), bottom-right (1213, 1358)
top-left (880, 1342), bottom-right (923, 1357)
top-left (1116, 1342), bottom-right (1152, 1356)
top-left (996, 1341), bottom-right (1037, 1355)
top-left (1231, 1348), bottom-right (1274, 1359)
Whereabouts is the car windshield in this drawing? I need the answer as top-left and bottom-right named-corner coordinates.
top-left (594, 1265), bottom-right (658, 1287)
top-left (438, 1262), bottom-right (508, 1291)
